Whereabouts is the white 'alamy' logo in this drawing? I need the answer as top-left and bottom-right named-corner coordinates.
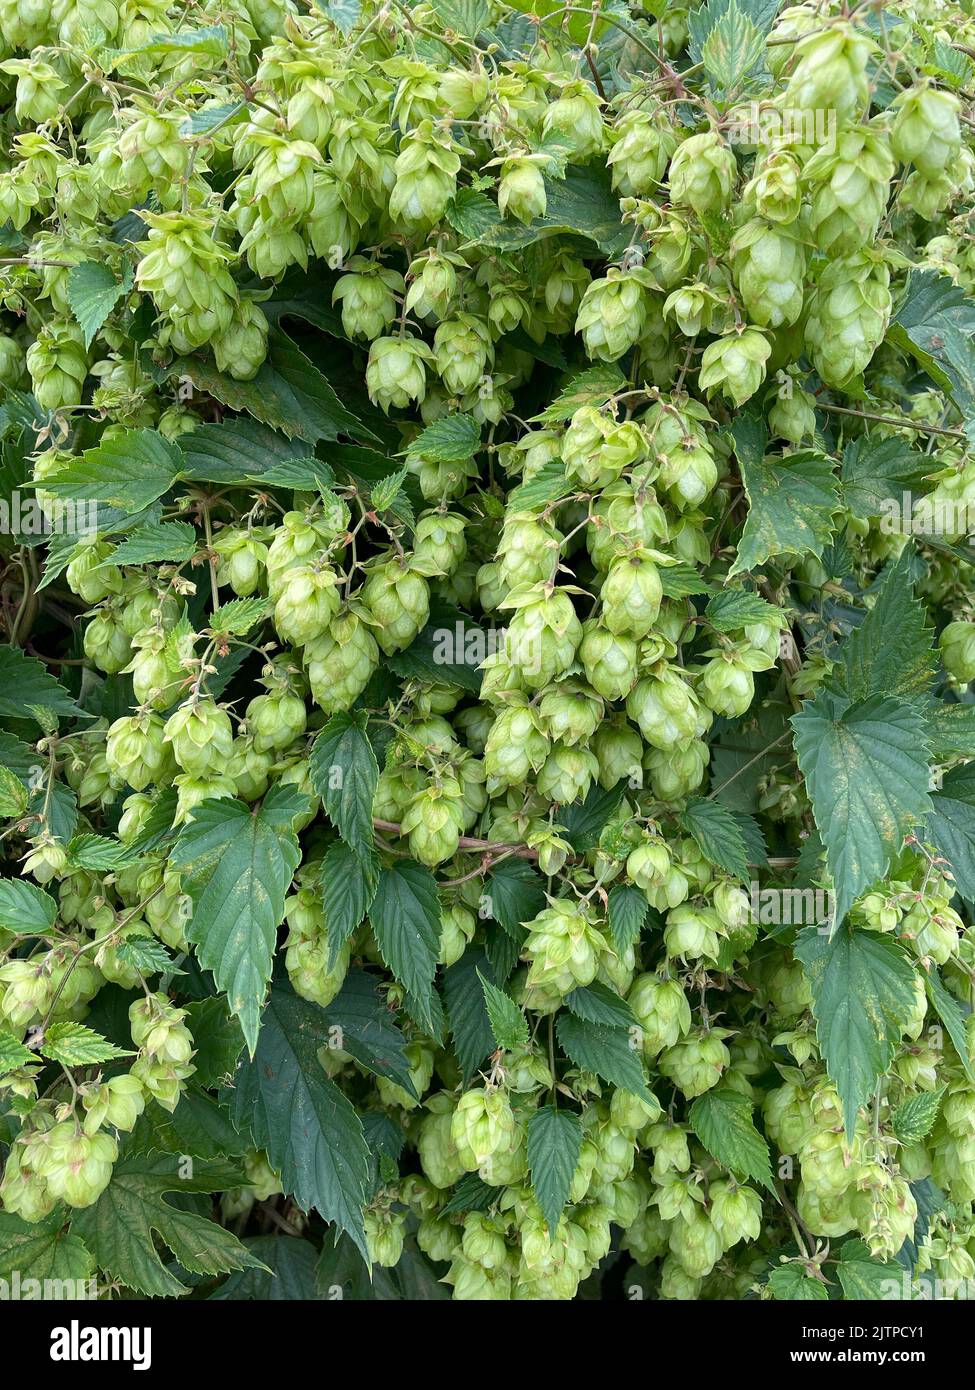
top-left (50, 1320), bottom-right (151, 1372)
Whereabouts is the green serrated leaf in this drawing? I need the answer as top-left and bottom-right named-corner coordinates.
top-left (66, 833), bottom-right (139, 871)
top-left (925, 763), bottom-right (975, 903)
top-left (484, 858), bottom-right (543, 940)
top-left (840, 435), bottom-right (935, 519)
top-left (41, 428), bottom-right (183, 515)
top-left (309, 711), bottom-right (378, 858)
top-left (253, 456), bottom-right (336, 491)
top-left (67, 261), bottom-right (133, 349)
top-left (370, 861), bottom-right (441, 1037)
top-left (116, 935), bottom-right (181, 977)
top-left (556, 1012), bottom-right (652, 1102)
top-left (321, 968), bottom-right (418, 1097)
top-left (837, 547), bottom-right (935, 703)
top-left (0, 877), bottom-right (57, 933)
top-left (232, 982), bottom-right (370, 1259)
top-left (793, 691), bottom-right (932, 927)
top-left (107, 520), bottom-right (197, 566)
top-left (169, 787), bottom-right (305, 1053)
top-left (506, 461), bottom-right (572, 514)
top-left (41, 1021), bottom-right (134, 1066)
top-left (531, 365), bottom-right (626, 424)
top-left (477, 969), bottom-right (529, 1050)
top-left (180, 329), bottom-right (378, 447)
top-left (892, 1087), bottom-right (944, 1144)
top-left (321, 840), bottom-right (378, 970)
top-left (0, 1208), bottom-right (94, 1283)
top-left (443, 948), bottom-right (494, 1081)
top-left (699, 0), bottom-right (768, 98)
top-left (0, 647), bottom-right (79, 722)
top-left (766, 1263), bottom-right (829, 1300)
top-left (889, 271), bottom-right (975, 440)
top-left (527, 1105), bottom-right (582, 1236)
top-left (407, 414), bottom-right (480, 463)
top-left (71, 1147), bottom-right (261, 1297)
top-left (835, 1239), bottom-right (902, 1300)
top-left (370, 465), bottom-right (409, 514)
top-left (795, 925), bottom-right (921, 1137)
top-left (607, 883), bottom-right (649, 953)
top-left (706, 588), bottom-right (786, 633)
top-left (659, 560), bottom-right (715, 599)
top-left (565, 981), bottom-right (637, 1031)
top-left (0, 1029), bottom-right (37, 1074)
top-left (689, 1088), bottom-right (773, 1188)
top-left (730, 449), bottom-right (840, 576)
top-left (681, 796), bottom-right (751, 880)
top-left (208, 597), bottom-right (269, 636)
top-left (0, 765), bottom-right (28, 818)
top-left (923, 963), bottom-right (975, 1084)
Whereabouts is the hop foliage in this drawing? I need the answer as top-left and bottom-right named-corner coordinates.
top-left (1, 0), bottom-right (975, 1309)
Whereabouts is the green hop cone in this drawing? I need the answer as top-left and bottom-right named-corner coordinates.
top-left (538, 679), bottom-right (602, 746)
top-left (450, 1088), bottom-right (516, 1171)
top-left (66, 540), bottom-right (124, 606)
top-left (698, 328), bottom-right (771, 407)
top-left (366, 335), bottom-right (433, 411)
top-left (940, 620), bottom-right (975, 683)
top-left (804, 127), bottom-right (894, 257)
top-left (668, 130), bottom-right (737, 217)
top-left (212, 527), bottom-right (270, 598)
top-left (163, 700), bottom-right (234, 778)
top-left (524, 901), bottom-right (608, 997)
top-left (608, 106), bottom-right (677, 196)
top-left (400, 780), bottom-right (465, 866)
top-left (592, 717), bottom-right (644, 788)
top-left (305, 609), bottom-right (380, 712)
top-left (502, 585), bottom-right (583, 689)
top-left (212, 297), bottom-right (269, 381)
top-left (783, 21), bottom-right (872, 123)
top-left (498, 517), bottom-right (560, 588)
top-left (284, 887), bottom-right (350, 1007)
top-left (626, 836), bottom-right (672, 891)
top-left (575, 266), bottom-right (654, 362)
top-left (333, 257), bottom-right (404, 340)
top-left (697, 645), bottom-right (774, 718)
top-left (105, 712), bottom-right (173, 791)
top-left (536, 743), bottom-right (599, 805)
top-left (433, 314), bottom-right (493, 396)
top-left (729, 219), bottom-right (806, 328)
top-left (542, 79), bottom-right (605, 159)
top-left (389, 120), bottom-right (461, 230)
top-left (484, 701), bottom-right (550, 787)
top-left (579, 620), bottom-right (639, 702)
top-left (658, 1027), bottom-right (731, 1098)
top-left (629, 972), bottom-right (692, 1056)
top-left (768, 379), bottom-right (817, 442)
top-left (273, 564), bottom-right (341, 646)
top-left (626, 664), bottom-right (705, 749)
top-left (497, 154), bottom-right (548, 224)
top-left (37, 1123), bottom-right (117, 1210)
top-left (26, 321), bottom-right (88, 409)
top-left (588, 481), bottom-right (669, 571)
top-left (600, 549), bottom-right (663, 638)
top-left (743, 149), bottom-right (803, 224)
top-left (663, 903), bottom-right (725, 963)
top-left (361, 559), bottom-right (430, 653)
top-left (411, 511), bottom-right (467, 578)
top-left (364, 1209), bottom-right (407, 1268)
top-left (245, 688), bottom-right (307, 753)
top-left (890, 85), bottom-right (961, 178)
top-left (405, 249), bottom-right (462, 320)
top-left (805, 251), bottom-right (891, 388)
